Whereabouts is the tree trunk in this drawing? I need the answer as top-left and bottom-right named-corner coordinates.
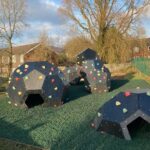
top-left (8, 40), bottom-right (13, 77)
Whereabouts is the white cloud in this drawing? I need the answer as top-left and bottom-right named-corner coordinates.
top-left (13, 0), bottom-right (70, 46)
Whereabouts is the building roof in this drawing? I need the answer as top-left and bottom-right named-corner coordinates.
top-left (0, 43), bottom-right (64, 55)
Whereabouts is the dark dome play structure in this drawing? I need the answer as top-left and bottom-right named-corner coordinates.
top-left (92, 91), bottom-right (150, 140)
top-left (7, 61), bottom-right (69, 108)
top-left (63, 65), bottom-right (81, 85)
top-left (63, 48), bottom-right (111, 93)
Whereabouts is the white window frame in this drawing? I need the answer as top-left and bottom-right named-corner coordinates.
top-left (20, 54), bottom-right (24, 63)
top-left (12, 55), bottom-right (16, 63)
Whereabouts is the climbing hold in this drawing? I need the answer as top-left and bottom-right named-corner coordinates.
top-left (51, 79), bottom-right (55, 83)
top-left (16, 69), bottom-right (20, 73)
top-left (115, 101), bottom-right (121, 106)
top-left (25, 64), bottom-right (29, 69)
top-left (24, 76), bottom-right (29, 80)
top-left (15, 77), bottom-right (20, 81)
top-left (124, 91), bottom-right (131, 97)
top-left (18, 91), bottom-right (22, 96)
top-left (8, 101), bottom-right (11, 104)
top-left (38, 75), bottom-right (43, 80)
top-left (42, 65), bottom-right (46, 69)
top-left (98, 112), bottom-right (101, 117)
top-left (123, 108), bottom-right (128, 113)
top-left (14, 103), bottom-right (18, 106)
top-left (12, 86), bottom-right (16, 90)
top-left (54, 87), bottom-right (58, 91)
top-left (147, 91), bottom-right (150, 96)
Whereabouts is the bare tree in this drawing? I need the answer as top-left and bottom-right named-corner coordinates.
top-left (61, 0), bottom-right (150, 62)
top-left (64, 35), bottom-right (93, 61)
top-left (0, 0), bottom-right (26, 76)
top-left (37, 30), bottom-right (61, 65)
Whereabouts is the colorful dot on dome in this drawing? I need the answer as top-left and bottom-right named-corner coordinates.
top-left (24, 69), bottom-right (28, 72)
top-left (48, 95), bottom-right (52, 99)
top-left (16, 69), bottom-right (20, 73)
top-left (8, 101), bottom-right (11, 104)
top-left (19, 72), bottom-right (23, 75)
top-left (115, 101), bottom-right (121, 106)
top-left (51, 79), bottom-right (55, 83)
top-left (93, 77), bottom-right (96, 80)
top-left (38, 76), bottom-right (43, 80)
top-left (49, 72), bottom-right (52, 75)
top-left (24, 76), bottom-right (29, 80)
top-left (98, 112), bottom-right (101, 117)
top-left (42, 65), bottom-right (46, 69)
top-left (18, 91), bottom-right (22, 96)
top-left (124, 91), bottom-right (131, 97)
top-left (51, 67), bottom-right (54, 71)
top-left (54, 87), bottom-right (58, 91)
top-left (91, 123), bottom-right (95, 127)
top-left (98, 73), bottom-right (101, 76)
top-left (123, 108), bottom-right (128, 113)
top-left (136, 86), bottom-right (140, 89)
top-left (15, 77), bottom-right (20, 81)
top-left (12, 86), bottom-right (16, 90)
top-left (146, 91), bottom-right (150, 96)
top-left (25, 64), bottom-right (29, 69)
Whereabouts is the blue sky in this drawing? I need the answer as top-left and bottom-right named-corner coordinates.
top-left (15, 0), bottom-right (69, 46)
top-left (14, 0), bottom-right (150, 46)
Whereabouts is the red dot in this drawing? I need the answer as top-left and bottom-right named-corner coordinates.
top-left (124, 91), bottom-right (131, 97)
top-left (15, 77), bottom-right (20, 81)
top-left (51, 79), bottom-right (55, 83)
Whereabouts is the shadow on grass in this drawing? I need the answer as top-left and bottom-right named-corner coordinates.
top-left (0, 117), bottom-right (44, 148)
top-left (110, 73), bottom-right (134, 91)
top-left (66, 84), bottom-right (90, 102)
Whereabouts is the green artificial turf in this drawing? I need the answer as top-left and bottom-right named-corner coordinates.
top-left (0, 79), bottom-right (150, 150)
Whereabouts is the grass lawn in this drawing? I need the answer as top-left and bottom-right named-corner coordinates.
top-left (1, 79), bottom-right (150, 150)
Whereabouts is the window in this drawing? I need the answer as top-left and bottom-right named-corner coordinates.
top-left (12, 55), bottom-right (16, 63)
top-left (20, 54), bottom-right (24, 63)
top-left (133, 47), bottom-right (140, 53)
top-left (2, 56), bottom-right (10, 64)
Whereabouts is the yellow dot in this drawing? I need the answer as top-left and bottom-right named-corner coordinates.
top-left (16, 69), bottom-right (20, 73)
top-left (18, 91), bottom-right (22, 96)
top-left (38, 75), bottom-right (43, 80)
top-left (116, 101), bottom-right (121, 106)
